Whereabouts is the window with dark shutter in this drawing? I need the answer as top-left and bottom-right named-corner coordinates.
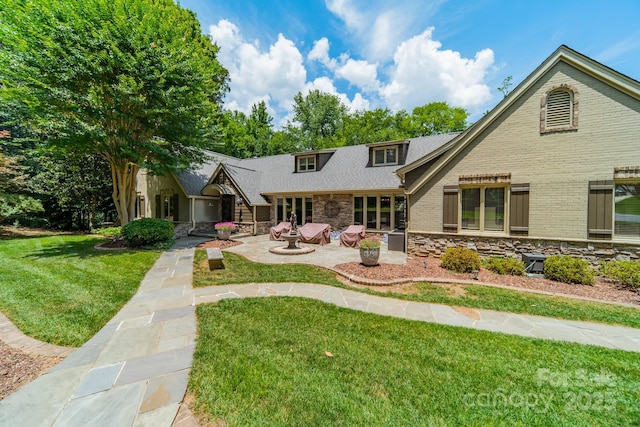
top-left (509, 184), bottom-right (529, 235)
top-left (155, 195), bottom-right (161, 218)
top-left (588, 180), bottom-right (613, 239)
top-left (443, 186), bottom-right (459, 232)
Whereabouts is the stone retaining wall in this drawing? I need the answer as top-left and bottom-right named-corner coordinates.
top-left (408, 232), bottom-right (640, 265)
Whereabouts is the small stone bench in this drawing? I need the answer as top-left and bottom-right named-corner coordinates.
top-left (206, 247), bottom-right (224, 270)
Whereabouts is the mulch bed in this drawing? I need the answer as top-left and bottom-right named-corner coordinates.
top-left (0, 342), bottom-right (61, 400)
top-left (335, 255), bottom-right (640, 306)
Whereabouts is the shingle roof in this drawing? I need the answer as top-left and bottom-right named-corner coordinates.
top-left (235, 133), bottom-right (459, 195)
top-left (175, 150), bottom-right (238, 195)
top-left (176, 134), bottom-right (459, 200)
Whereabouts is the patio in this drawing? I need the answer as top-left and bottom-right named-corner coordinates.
top-left (222, 234), bottom-right (406, 269)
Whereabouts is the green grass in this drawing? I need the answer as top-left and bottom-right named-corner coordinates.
top-left (194, 251), bottom-right (640, 329)
top-left (193, 250), bottom-right (343, 287)
top-left (0, 234), bottom-right (159, 346)
top-left (371, 282), bottom-right (640, 329)
top-left (190, 298), bottom-right (640, 426)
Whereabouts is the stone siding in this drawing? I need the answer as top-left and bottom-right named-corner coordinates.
top-left (313, 194), bottom-right (353, 231)
top-left (408, 232), bottom-right (640, 266)
top-left (255, 221), bottom-right (272, 235)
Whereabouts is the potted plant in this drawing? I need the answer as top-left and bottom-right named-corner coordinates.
top-left (359, 236), bottom-right (382, 266)
top-left (214, 222), bottom-right (236, 240)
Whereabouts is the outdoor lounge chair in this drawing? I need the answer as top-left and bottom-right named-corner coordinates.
top-left (339, 225), bottom-right (366, 248)
top-left (297, 223), bottom-right (331, 246)
top-left (269, 221), bottom-right (291, 240)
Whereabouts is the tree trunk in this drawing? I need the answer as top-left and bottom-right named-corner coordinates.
top-left (108, 158), bottom-right (139, 226)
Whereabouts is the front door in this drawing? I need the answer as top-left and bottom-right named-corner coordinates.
top-left (221, 195), bottom-right (234, 222)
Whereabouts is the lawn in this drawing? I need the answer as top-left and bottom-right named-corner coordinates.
top-left (193, 250), bottom-right (640, 329)
top-left (193, 250), bottom-right (343, 287)
top-left (0, 234), bottom-right (159, 346)
top-left (190, 297), bottom-right (640, 426)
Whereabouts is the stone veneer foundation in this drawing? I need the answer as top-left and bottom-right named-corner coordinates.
top-left (408, 232), bottom-right (640, 266)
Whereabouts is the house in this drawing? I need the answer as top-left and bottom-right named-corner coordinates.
top-left (136, 134), bottom-right (459, 238)
top-left (135, 150), bottom-right (238, 237)
top-left (396, 45), bottom-right (640, 261)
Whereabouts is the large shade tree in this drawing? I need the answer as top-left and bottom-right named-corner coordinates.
top-left (0, 0), bottom-right (229, 224)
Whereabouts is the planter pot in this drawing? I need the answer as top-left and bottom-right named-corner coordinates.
top-left (216, 229), bottom-right (231, 240)
top-left (359, 247), bottom-right (380, 266)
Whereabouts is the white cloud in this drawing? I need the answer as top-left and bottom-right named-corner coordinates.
top-left (325, 0), bottom-right (446, 62)
top-left (308, 37), bottom-right (338, 70)
top-left (209, 21), bottom-right (306, 115)
top-left (380, 28), bottom-right (494, 113)
top-left (335, 59), bottom-right (379, 92)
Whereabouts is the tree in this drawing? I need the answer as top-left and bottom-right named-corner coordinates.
top-left (0, 145), bottom-right (44, 224)
top-left (406, 102), bottom-right (468, 137)
top-left (498, 76), bottom-right (513, 98)
top-left (0, 0), bottom-right (229, 225)
top-left (340, 108), bottom-right (406, 145)
top-left (29, 153), bottom-right (115, 230)
top-left (291, 90), bottom-right (347, 150)
top-left (246, 101), bottom-right (274, 157)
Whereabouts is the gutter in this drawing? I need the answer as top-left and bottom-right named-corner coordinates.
top-left (187, 196), bottom-right (196, 235)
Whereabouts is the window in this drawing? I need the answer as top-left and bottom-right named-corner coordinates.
top-left (354, 194), bottom-right (404, 230)
top-left (297, 155), bottom-right (316, 172)
top-left (614, 183), bottom-right (640, 238)
top-left (541, 85), bottom-right (578, 133)
top-left (135, 195), bottom-right (145, 218)
top-left (276, 196), bottom-right (312, 225)
top-left (373, 146), bottom-right (398, 166)
top-left (461, 187), bottom-right (505, 232)
top-left (354, 197), bottom-right (364, 225)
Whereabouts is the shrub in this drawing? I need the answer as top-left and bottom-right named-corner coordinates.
top-left (440, 247), bottom-right (481, 273)
top-left (94, 226), bottom-right (122, 238)
top-left (214, 222), bottom-right (237, 232)
top-left (360, 237), bottom-right (382, 249)
top-left (600, 260), bottom-right (640, 288)
top-left (543, 255), bottom-right (594, 285)
top-left (483, 256), bottom-right (525, 276)
top-left (121, 218), bottom-right (173, 248)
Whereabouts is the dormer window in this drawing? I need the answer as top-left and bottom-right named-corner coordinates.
top-left (373, 146), bottom-right (398, 166)
top-left (298, 155), bottom-right (316, 172)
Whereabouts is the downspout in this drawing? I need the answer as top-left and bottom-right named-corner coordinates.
top-left (187, 196), bottom-right (196, 235)
top-left (253, 205), bottom-right (258, 235)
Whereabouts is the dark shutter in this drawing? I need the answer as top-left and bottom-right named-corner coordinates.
top-left (509, 184), bottom-right (529, 235)
top-left (172, 194), bottom-right (179, 221)
top-left (588, 180), bottom-right (613, 240)
top-left (140, 198), bottom-right (145, 218)
top-left (155, 195), bottom-right (161, 218)
top-left (443, 185), bottom-right (459, 232)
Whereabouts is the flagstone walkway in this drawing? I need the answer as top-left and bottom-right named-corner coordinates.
top-left (1, 237), bottom-right (639, 427)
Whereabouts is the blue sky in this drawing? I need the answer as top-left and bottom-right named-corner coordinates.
top-left (179, 0), bottom-right (640, 126)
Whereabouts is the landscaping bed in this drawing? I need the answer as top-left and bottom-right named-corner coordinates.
top-left (335, 256), bottom-right (640, 306)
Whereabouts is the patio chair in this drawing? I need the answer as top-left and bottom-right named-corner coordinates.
top-left (339, 225), bottom-right (366, 248)
top-left (298, 223), bottom-right (331, 246)
top-left (269, 221), bottom-right (291, 240)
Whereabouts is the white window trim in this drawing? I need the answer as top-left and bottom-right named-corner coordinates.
top-left (297, 155), bottom-right (316, 172)
top-left (372, 146), bottom-right (398, 166)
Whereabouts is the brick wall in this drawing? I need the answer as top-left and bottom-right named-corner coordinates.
top-left (408, 61), bottom-right (640, 241)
